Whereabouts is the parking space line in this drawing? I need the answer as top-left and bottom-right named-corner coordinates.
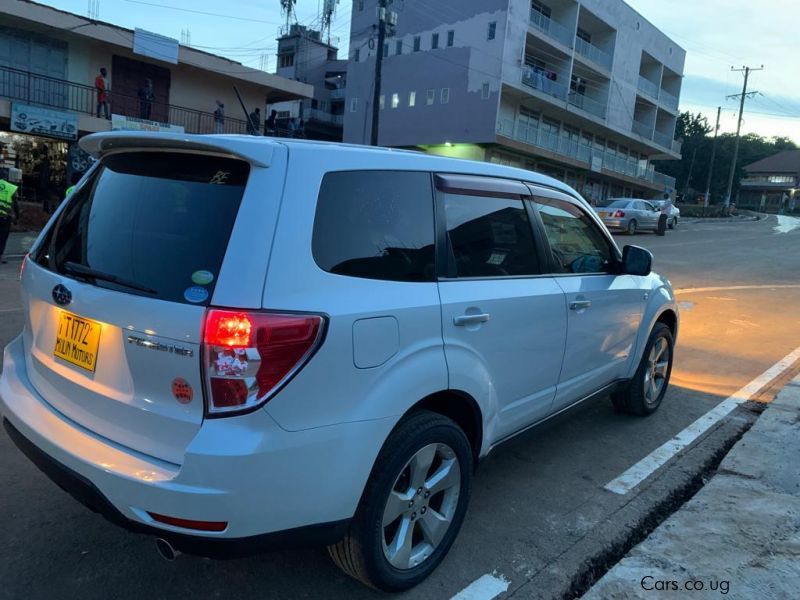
top-left (604, 345), bottom-right (800, 496)
top-left (674, 284), bottom-right (800, 295)
top-left (450, 573), bottom-right (510, 600)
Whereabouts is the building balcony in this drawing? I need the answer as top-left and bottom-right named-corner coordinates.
top-left (568, 91), bottom-right (606, 119)
top-left (637, 76), bottom-right (659, 100)
top-left (0, 65), bottom-right (249, 134)
top-left (653, 130), bottom-right (675, 150)
top-left (659, 89), bottom-right (679, 111)
top-left (632, 119), bottom-right (653, 139)
top-left (520, 66), bottom-right (568, 101)
top-left (328, 87), bottom-right (346, 99)
top-left (307, 108), bottom-right (343, 125)
top-left (496, 117), bottom-right (676, 190)
top-left (529, 9), bottom-right (574, 48)
top-left (574, 37), bottom-right (612, 71)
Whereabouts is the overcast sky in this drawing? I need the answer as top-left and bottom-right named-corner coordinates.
top-left (40, 0), bottom-right (800, 142)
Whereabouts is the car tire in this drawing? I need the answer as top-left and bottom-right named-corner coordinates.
top-left (611, 322), bottom-right (674, 416)
top-left (669, 217), bottom-right (677, 229)
top-left (328, 410), bottom-right (473, 592)
top-left (627, 220), bottom-right (637, 235)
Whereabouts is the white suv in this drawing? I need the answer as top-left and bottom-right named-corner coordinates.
top-left (0, 133), bottom-right (678, 591)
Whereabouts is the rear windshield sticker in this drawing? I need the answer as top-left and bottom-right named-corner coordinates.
top-left (184, 286), bottom-right (209, 304)
top-left (191, 270), bottom-right (214, 285)
top-left (209, 170), bottom-right (230, 185)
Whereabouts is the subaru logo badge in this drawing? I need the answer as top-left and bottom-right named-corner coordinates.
top-left (52, 284), bottom-right (72, 306)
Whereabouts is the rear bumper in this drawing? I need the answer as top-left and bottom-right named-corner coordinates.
top-left (601, 218), bottom-right (626, 230)
top-left (0, 334), bottom-right (395, 551)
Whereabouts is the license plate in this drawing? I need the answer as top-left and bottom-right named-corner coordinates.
top-left (598, 212), bottom-right (607, 218)
top-left (54, 311), bottom-right (101, 372)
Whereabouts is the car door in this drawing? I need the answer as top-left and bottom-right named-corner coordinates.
top-left (639, 200), bottom-right (659, 228)
top-left (435, 174), bottom-right (568, 441)
top-left (530, 190), bottom-right (644, 411)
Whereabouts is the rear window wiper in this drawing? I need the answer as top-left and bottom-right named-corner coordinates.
top-left (62, 262), bottom-right (158, 295)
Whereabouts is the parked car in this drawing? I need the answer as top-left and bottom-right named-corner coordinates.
top-left (652, 199), bottom-right (680, 229)
top-left (595, 198), bottom-right (663, 234)
top-left (0, 133), bottom-right (678, 592)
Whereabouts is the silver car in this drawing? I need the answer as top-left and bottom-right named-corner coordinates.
top-left (595, 198), bottom-right (661, 235)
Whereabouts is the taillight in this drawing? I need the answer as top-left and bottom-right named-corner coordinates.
top-left (613, 210), bottom-right (626, 218)
top-left (203, 309), bottom-right (325, 416)
top-left (19, 253), bottom-right (28, 281)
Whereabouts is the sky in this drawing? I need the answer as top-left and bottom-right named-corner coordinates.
top-left (38, 0), bottom-right (800, 143)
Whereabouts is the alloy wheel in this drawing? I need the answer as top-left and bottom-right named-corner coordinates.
top-left (381, 443), bottom-right (461, 570)
top-left (643, 336), bottom-right (670, 406)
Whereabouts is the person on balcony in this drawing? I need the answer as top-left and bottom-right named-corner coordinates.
top-left (213, 101), bottom-right (225, 134)
top-left (247, 107), bottom-right (261, 135)
top-left (265, 109), bottom-right (277, 136)
top-left (95, 67), bottom-right (110, 119)
top-left (138, 79), bottom-right (154, 120)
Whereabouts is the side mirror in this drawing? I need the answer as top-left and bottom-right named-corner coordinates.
top-left (622, 245), bottom-right (652, 276)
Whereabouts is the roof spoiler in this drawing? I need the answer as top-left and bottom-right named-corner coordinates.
top-left (79, 132), bottom-right (272, 167)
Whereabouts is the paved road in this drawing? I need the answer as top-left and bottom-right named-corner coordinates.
top-left (1, 215), bottom-right (798, 600)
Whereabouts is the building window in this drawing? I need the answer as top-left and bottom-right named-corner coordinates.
top-left (487, 22), bottom-right (497, 40)
top-left (278, 53), bottom-right (294, 68)
top-left (350, 98), bottom-right (358, 113)
top-left (441, 88), bottom-right (450, 104)
top-left (413, 36), bottom-right (421, 51)
top-left (409, 91), bottom-right (416, 107)
top-left (576, 27), bottom-right (592, 44)
top-left (383, 42), bottom-right (389, 58)
top-left (354, 48), bottom-right (360, 62)
top-left (396, 40), bottom-right (403, 55)
top-left (320, 100), bottom-right (328, 111)
top-left (531, 0), bottom-right (552, 20)
top-left (391, 93), bottom-right (399, 108)
top-left (358, 0), bottom-right (364, 11)
top-left (431, 33), bottom-right (439, 49)
top-left (481, 82), bottom-right (490, 99)
top-left (447, 30), bottom-right (455, 46)
top-left (426, 89), bottom-right (435, 105)
top-left (379, 95), bottom-right (385, 110)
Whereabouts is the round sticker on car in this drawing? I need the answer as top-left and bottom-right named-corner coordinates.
top-left (191, 270), bottom-right (214, 285)
top-left (184, 286), bottom-right (209, 303)
top-left (171, 377), bottom-right (193, 404)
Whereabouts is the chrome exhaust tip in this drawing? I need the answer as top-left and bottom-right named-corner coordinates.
top-left (155, 538), bottom-right (181, 561)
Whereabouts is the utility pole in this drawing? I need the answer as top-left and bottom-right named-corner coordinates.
top-left (703, 106), bottom-right (721, 211)
top-left (370, 0), bottom-right (389, 146)
top-left (723, 65), bottom-right (763, 208)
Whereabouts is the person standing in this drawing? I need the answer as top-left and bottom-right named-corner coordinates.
top-left (213, 100), bottom-right (225, 134)
top-left (656, 196), bottom-right (671, 236)
top-left (138, 78), bottom-right (154, 120)
top-left (264, 109), bottom-right (277, 136)
top-left (95, 67), bottom-right (110, 119)
top-left (247, 107), bottom-right (261, 135)
top-left (0, 178), bottom-right (20, 264)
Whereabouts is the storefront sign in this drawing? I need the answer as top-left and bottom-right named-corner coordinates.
top-left (111, 114), bottom-right (184, 134)
top-left (11, 103), bottom-right (78, 141)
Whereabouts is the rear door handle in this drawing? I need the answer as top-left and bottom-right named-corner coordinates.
top-left (569, 300), bottom-right (592, 310)
top-left (453, 313), bottom-right (491, 326)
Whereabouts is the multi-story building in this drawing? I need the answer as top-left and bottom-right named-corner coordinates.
top-left (738, 150), bottom-right (800, 213)
top-left (344, 0), bottom-right (683, 201)
top-left (273, 24), bottom-right (346, 141)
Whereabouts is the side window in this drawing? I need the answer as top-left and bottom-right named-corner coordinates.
top-left (312, 171), bottom-right (435, 282)
top-left (535, 197), bottom-right (615, 274)
top-left (440, 192), bottom-right (540, 278)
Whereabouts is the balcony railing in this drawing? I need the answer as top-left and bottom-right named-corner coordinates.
top-left (659, 89), bottom-right (679, 111)
top-left (0, 65), bottom-right (248, 134)
top-left (496, 116), bottom-right (676, 190)
top-left (637, 75), bottom-right (659, 99)
top-left (568, 91), bottom-right (606, 119)
top-left (632, 119), bottom-right (653, 139)
top-left (520, 66), bottom-right (567, 101)
top-left (574, 37), bottom-right (612, 70)
top-left (653, 130), bottom-right (673, 150)
top-left (672, 138), bottom-right (682, 154)
top-left (307, 108), bottom-right (343, 125)
top-left (529, 9), bottom-right (573, 47)
top-left (328, 87), bottom-right (346, 99)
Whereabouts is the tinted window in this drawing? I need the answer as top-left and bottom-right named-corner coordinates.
top-left (34, 153), bottom-right (249, 304)
top-left (605, 199), bottom-right (629, 208)
top-left (442, 193), bottom-right (539, 278)
top-left (312, 171), bottom-right (435, 282)
top-left (536, 198), bottom-right (614, 274)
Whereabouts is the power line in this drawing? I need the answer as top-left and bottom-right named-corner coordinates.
top-left (723, 65), bottom-right (763, 207)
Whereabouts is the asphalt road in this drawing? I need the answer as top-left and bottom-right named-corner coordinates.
top-left (1, 214), bottom-right (798, 600)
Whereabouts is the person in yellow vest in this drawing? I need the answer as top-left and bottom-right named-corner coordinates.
top-left (0, 178), bottom-right (21, 264)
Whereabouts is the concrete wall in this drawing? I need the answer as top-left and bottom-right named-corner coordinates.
top-left (344, 0), bottom-right (509, 146)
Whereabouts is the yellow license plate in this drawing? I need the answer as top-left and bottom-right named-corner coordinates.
top-left (54, 311), bottom-right (102, 372)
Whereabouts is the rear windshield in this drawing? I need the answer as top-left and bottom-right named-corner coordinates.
top-left (33, 152), bottom-right (250, 305)
top-left (604, 200), bottom-right (629, 209)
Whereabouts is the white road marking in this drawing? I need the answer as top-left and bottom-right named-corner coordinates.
top-left (775, 215), bottom-right (800, 234)
top-left (604, 345), bottom-right (800, 495)
top-left (451, 573), bottom-right (510, 600)
top-left (674, 284), bottom-right (800, 295)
